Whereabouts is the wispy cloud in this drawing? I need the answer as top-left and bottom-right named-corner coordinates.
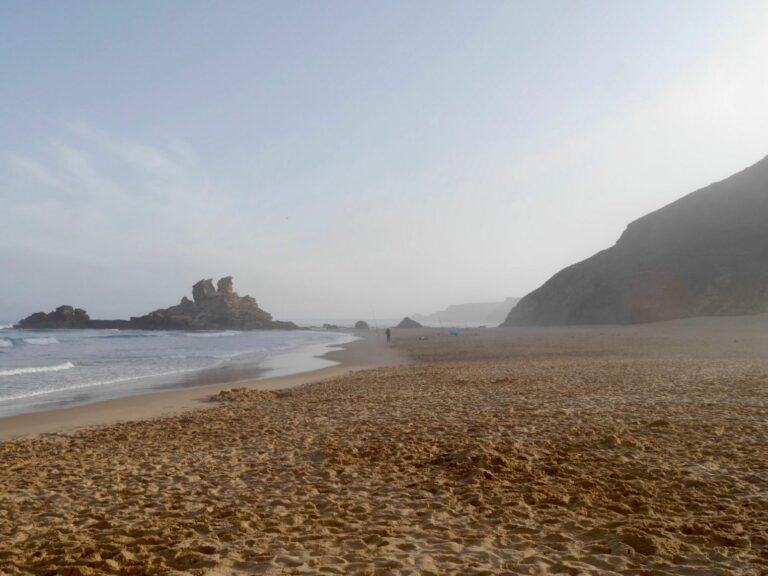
top-left (1, 125), bottom-right (283, 317)
top-left (4, 126), bottom-right (236, 266)
top-left (7, 154), bottom-right (66, 191)
top-left (66, 122), bottom-right (187, 179)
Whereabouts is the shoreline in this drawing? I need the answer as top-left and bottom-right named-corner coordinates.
top-left (0, 330), bottom-right (409, 442)
top-left (0, 328), bottom-right (351, 420)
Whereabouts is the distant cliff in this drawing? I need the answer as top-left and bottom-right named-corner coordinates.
top-left (504, 155), bottom-right (768, 326)
top-left (413, 297), bottom-right (519, 326)
top-left (16, 277), bottom-right (298, 331)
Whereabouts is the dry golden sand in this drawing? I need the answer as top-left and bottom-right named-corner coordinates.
top-left (1, 323), bottom-right (768, 575)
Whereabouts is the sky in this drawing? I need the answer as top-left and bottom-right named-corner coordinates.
top-left (2, 0), bottom-right (768, 322)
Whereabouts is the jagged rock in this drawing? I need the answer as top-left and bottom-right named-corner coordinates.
top-left (396, 317), bottom-right (422, 329)
top-left (192, 279), bottom-right (216, 302)
top-left (503, 154), bottom-right (768, 326)
top-left (217, 276), bottom-right (233, 294)
top-left (354, 320), bottom-right (370, 330)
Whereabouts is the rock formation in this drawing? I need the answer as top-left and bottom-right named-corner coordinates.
top-left (16, 305), bottom-right (93, 329)
top-left (16, 277), bottom-right (298, 331)
top-left (396, 317), bottom-right (423, 329)
top-left (354, 320), bottom-right (370, 330)
top-left (131, 277), bottom-right (296, 330)
top-left (503, 155), bottom-right (768, 326)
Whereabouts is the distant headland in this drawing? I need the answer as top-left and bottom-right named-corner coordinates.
top-left (15, 276), bottom-right (298, 331)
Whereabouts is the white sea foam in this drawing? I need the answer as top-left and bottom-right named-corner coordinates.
top-left (0, 363), bottom-right (222, 403)
top-left (23, 337), bottom-right (60, 345)
top-left (0, 361), bottom-right (75, 377)
top-left (0, 324), bottom-right (11, 330)
top-left (0, 339), bottom-right (12, 348)
top-left (186, 331), bottom-right (242, 338)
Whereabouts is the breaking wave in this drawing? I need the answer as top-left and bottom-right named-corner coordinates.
top-left (23, 337), bottom-right (60, 345)
top-left (0, 362), bottom-right (75, 377)
top-left (186, 331), bottom-right (242, 338)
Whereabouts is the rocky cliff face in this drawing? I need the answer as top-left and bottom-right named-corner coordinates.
top-left (16, 277), bottom-right (297, 331)
top-left (503, 155), bottom-right (768, 326)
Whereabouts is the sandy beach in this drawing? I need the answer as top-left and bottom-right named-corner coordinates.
top-left (1, 320), bottom-right (767, 574)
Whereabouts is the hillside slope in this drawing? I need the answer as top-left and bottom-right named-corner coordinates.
top-left (504, 156), bottom-right (768, 325)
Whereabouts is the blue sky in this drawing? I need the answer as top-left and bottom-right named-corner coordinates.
top-left (2, 1), bottom-right (768, 321)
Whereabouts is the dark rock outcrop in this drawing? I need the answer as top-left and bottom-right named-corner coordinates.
top-left (17, 305), bottom-right (92, 329)
top-left (16, 277), bottom-right (298, 331)
top-left (396, 317), bottom-right (423, 329)
top-left (503, 155), bottom-right (768, 326)
top-left (354, 320), bottom-right (370, 330)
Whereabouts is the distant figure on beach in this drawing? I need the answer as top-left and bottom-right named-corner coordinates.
top-left (385, 328), bottom-right (391, 343)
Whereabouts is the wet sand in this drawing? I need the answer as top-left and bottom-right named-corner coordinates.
top-left (1, 319), bottom-right (767, 574)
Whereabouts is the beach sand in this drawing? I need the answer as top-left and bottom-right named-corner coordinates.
top-left (1, 320), bottom-right (767, 574)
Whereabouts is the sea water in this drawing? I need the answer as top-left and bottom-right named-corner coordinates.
top-left (0, 324), bottom-right (353, 418)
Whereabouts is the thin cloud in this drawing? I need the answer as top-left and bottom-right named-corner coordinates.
top-left (7, 154), bottom-right (65, 192)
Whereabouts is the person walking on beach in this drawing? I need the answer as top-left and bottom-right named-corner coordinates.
top-left (385, 328), bottom-right (391, 343)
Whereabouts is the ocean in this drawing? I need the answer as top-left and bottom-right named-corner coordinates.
top-left (0, 324), bottom-right (354, 418)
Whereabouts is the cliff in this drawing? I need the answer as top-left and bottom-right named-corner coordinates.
top-left (413, 297), bottom-right (519, 326)
top-left (503, 155), bottom-right (768, 326)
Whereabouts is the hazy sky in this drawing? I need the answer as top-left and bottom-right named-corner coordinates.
top-left (3, 0), bottom-right (768, 322)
